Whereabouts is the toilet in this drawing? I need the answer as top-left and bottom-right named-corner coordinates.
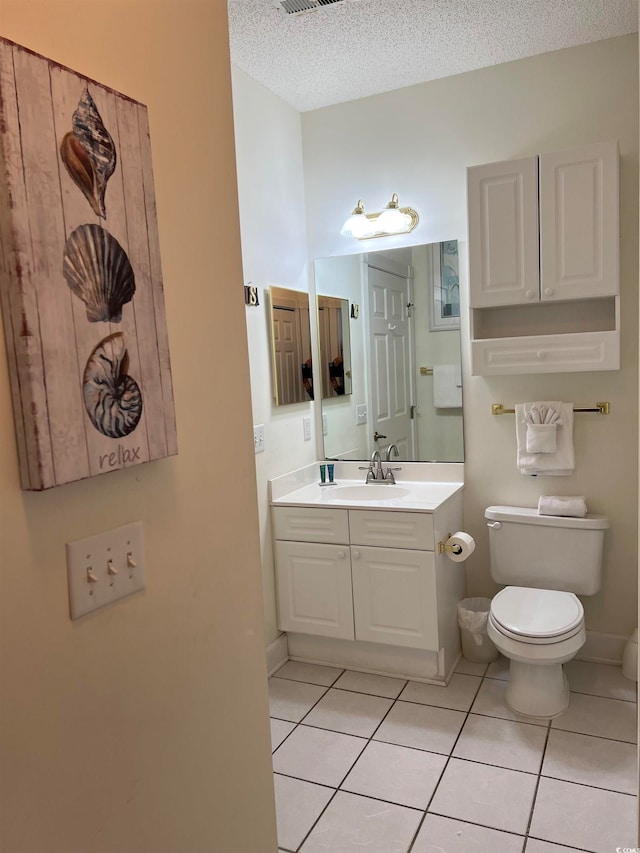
top-left (485, 505), bottom-right (609, 719)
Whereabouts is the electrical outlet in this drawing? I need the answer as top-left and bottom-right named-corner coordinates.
top-left (356, 404), bottom-right (368, 425)
top-left (66, 522), bottom-right (145, 619)
top-left (303, 415), bottom-right (311, 441)
top-left (322, 413), bottom-right (328, 435)
top-left (254, 424), bottom-right (265, 453)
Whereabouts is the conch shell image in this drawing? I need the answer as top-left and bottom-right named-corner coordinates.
top-left (60, 88), bottom-right (117, 218)
top-left (63, 223), bottom-right (135, 322)
top-left (83, 333), bottom-right (143, 439)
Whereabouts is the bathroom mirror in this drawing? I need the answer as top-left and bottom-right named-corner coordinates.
top-left (317, 295), bottom-right (352, 399)
top-left (313, 242), bottom-right (463, 461)
top-left (268, 286), bottom-right (313, 405)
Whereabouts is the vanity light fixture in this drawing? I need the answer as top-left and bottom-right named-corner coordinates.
top-left (341, 193), bottom-right (419, 240)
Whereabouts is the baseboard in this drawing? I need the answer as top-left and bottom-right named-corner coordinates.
top-left (266, 632), bottom-right (289, 676)
top-left (286, 632), bottom-right (448, 683)
top-left (577, 630), bottom-right (626, 665)
top-left (266, 629), bottom-right (625, 679)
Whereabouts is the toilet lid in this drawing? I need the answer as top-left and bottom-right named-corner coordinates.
top-left (491, 587), bottom-right (584, 639)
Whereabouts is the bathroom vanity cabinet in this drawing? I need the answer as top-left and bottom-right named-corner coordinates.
top-left (271, 478), bottom-right (465, 682)
top-left (467, 140), bottom-right (619, 375)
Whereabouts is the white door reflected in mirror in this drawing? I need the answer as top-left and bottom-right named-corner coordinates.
top-left (314, 242), bottom-right (464, 463)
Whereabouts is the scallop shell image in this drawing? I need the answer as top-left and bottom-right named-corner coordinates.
top-left (63, 224), bottom-right (135, 323)
top-left (83, 333), bottom-right (143, 439)
top-left (60, 88), bottom-right (116, 218)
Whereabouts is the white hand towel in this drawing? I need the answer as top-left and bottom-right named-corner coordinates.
top-left (538, 496), bottom-right (588, 517)
top-left (515, 402), bottom-right (575, 475)
top-left (526, 423), bottom-right (558, 453)
top-left (433, 364), bottom-right (462, 408)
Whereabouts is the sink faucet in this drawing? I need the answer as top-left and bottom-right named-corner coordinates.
top-left (366, 450), bottom-right (384, 483)
top-left (385, 444), bottom-right (400, 462)
top-left (364, 447), bottom-right (402, 483)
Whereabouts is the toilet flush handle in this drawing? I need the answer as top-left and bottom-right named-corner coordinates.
top-left (487, 521), bottom-right (502, 529)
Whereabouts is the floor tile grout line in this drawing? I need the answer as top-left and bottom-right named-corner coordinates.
top-left (293, 787), bottom-right (340, 853)
top-left (537, 771), bottom-right (638, 797)
top-left (406, 669), bottom-right (487, 852)
top-left (522, 719), bottom-right (552, 844)
top-left (525, 832), bottom-right (605, 853)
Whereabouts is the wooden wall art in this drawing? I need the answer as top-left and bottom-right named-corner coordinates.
top-left (0, 38), bottom-right (177, 490)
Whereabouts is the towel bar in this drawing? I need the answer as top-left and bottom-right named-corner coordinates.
top-left (492, 402), bottom-right (610, 416)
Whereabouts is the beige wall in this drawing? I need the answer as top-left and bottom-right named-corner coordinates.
top-left (301, 36), bottom-right (639, 638)
top-left (0, 3), bottom-right (276, 851)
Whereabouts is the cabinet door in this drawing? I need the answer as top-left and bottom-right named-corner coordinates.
top-left (468, 156), bottom-right (539, 308)
top-left (275, 541), bottom-right (354, 640)
top-left (351, 546), bottom-right (438, 650)
top-left (540, 141), bottom-right (619, 301)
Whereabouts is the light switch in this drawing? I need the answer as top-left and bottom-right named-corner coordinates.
top-left (355, 404), bottom-right (367, 425)
top-left (303, 415), bottom-right (311, 441)
top-left (254, 424), bottom-right (265, 453)
top-left (66, 521), bottom-right (145, 619)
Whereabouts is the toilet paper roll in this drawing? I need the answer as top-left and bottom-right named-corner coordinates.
top-left (445, 531), bottom-right (475, 562)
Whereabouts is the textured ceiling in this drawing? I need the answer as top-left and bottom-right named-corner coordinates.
top-left (228, 0), bottom-right (637, 111)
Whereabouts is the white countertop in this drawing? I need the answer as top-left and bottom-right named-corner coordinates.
top-left (270, 462), bottom-right (464, 513)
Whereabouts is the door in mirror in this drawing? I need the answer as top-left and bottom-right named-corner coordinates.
top-left (269, 286), bottom-right (313, 405)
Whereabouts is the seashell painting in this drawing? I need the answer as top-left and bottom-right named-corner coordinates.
top-left (0, 38), bottom-right (177, 489)
top-left (83, 333), bottom-right (143, 439)
top-left (62, 223), bottom-right (135, 322)
top-left (60, 88), bottom-right (116, 218)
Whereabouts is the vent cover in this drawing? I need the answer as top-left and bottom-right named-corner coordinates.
top-left (274, 0), bottom-right (347, 16)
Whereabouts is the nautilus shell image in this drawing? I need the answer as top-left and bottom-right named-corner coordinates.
top-left (60, 88), bottom-right (117, 218)
top-left (63, 224), bottom-right (136, 323)
top-left (83, 333), bottom-right (143, 439)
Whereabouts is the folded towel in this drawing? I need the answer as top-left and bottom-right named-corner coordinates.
top-left (515, 402), bottom-right (575, 475)
top-left (526, 423), bottom-right (557, 453)
top-left (433, 364), bottom-right (462, 408)
top-left (538, 496), bottom-right (588, 517)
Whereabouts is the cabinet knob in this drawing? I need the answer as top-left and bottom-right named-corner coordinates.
top-left (525, 290), bottom-right (535, 299)
top-left (537, 351), bottom-right (546, 360)
top-left (337, 551), bottom-right (346, 559)
top-left (544, 288), bottom-right (555, 297)
top-left (352, 550), bottom-right (360, 560)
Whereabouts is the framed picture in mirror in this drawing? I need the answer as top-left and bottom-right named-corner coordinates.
top-left (429, 240), bottom-right (460, 331)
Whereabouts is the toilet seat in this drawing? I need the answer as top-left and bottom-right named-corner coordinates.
top-left (490, 587), bottom-right (584, 645)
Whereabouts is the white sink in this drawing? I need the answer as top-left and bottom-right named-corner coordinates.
top-left (332, 484), bottom-right (411, 501)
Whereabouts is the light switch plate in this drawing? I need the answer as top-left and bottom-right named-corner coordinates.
top-left (322, 413), bottom-right (328, 435)
top-left (254, 424), bottom-right (265, 453)
top-left (355, 404), bottom-right (367, 425)
top-left (66, 521), bottom-right (145, 619)
top-left (303, 415), bottom-right (311, 441)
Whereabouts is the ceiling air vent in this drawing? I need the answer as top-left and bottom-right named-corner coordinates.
top-left (274, 0), bottom-right (347, 17)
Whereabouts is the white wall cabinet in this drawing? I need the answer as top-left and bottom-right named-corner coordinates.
top-left (468, 140), bottom-right (619, 374)
top-left (272, 500), bottom-right (463, 656)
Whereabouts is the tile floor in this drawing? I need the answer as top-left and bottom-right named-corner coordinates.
top-left (268, 656), bottom-right (638, 853)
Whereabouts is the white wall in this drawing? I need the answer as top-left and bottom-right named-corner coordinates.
top-left (231, 66), bottom-right (316, 645)
top-left (0, 3), bottom-right (277, 852)
top-left (301, 36), bottom-right (639, 637)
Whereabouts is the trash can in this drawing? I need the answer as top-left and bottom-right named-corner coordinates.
top-left (457, 597), bottom-right (499, 663)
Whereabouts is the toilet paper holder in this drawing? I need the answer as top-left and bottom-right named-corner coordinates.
top-left (438, 533), bottom-right (462, 555)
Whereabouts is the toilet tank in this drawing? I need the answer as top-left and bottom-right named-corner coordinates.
top-left (485, 506), bottom-right (609, 595)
